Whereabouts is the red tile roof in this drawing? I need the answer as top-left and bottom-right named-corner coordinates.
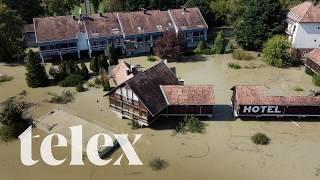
top-left (34, 16), bottom-right (84, 42)
top-left (232, 85), bottom-right (320, 106)
top-left (168, 7), bottom-right (208, 31)
top-left (160, 85), bottom-right (214, 105)
top-left (111, 61), bottom-right (138, 85)
top-left (307, 48), bottom-right (320, 66)
top-left (288, 1), bottom-right (320, 23)
top-left (84, 13), bottom-right (122, 38)
top-left (22, 24), bottom-right (35, 33)
top-left (117, 10), bottom-right (175, 36)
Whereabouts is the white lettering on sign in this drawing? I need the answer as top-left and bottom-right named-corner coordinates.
top-left (242, 105), bottom-right (282, 114)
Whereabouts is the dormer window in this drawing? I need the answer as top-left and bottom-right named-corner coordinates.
top-left (156, 25), bottom-right (163, 31)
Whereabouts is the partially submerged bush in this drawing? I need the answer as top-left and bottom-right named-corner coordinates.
top-left (175, 116), bottom-right (206, 134)
top-left (0, 76), bottom-right (13, 83)
top-left (76, 83), bottom-right (85, 92)
top-left (147, 56), bottom-right (157, 62)
top-left (313, 74), bottom-right (320, 86)
top-left (228, 62), bottom-right (242, 69)
top-left (94, 77), bottom-right (102, 85)
top-left (293, 87), bottom-right (304, 92)
top-left (59, 74), bottom-right (85, 87)
top-left (49, 90), bottom-right (74, 104)
top-left (149, 157), bottom-right (168, 171)
top-left (232, 49), bottom-right (254, 60)
top-left (305, 67), bottom-right (315, 76)
top-left (251, 133), bottom-right (270, 145)
top-left (0, 100), bottom-right (32, 141)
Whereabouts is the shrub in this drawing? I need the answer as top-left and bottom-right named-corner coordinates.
top-left (228, 62), bottom-right (242, 69)
top-left (94, 77), bottom-right (102, 85)
top-left (97, 54), bottom-right (109, 72)
top-left (293, 87), bottom-right (304, 92)
top-left (25, 50), bottom-right (49, 88)
top-left (128, 120), bottom-right (140, 130)
top-left (0, 76), bottom-right (13, 83)
top-left (0, 100), bottom-right (32, 141)
top-left (49, 90), bottom-right (74, 104)
top-left (149, 157), bottom-right (168, 171)
top-left (262, 35), bottom-right (291, 68)
top-left (108, 44), bottom-right (119, 65)
top-left (76, 83), bottom-right (85, 92)
top-left (232, 49), bottom-right (254, 60)
top-left (305, 67), bottom-right (315, 76)
top-left (154, 31), bottom-right (186, 60)
top-left (59, 74), bottom-right (85, 87)
top-left (251, 133), bottom-right (270, 145)
top-left (175, 116), bottom-right (206, 134)
top-left (211, 31), bottom-right (225, 54)
top-left (147, 56), bottom-right (157, 62)
top-left (90, 56), bottom-right (99, 74)
top-left (313, 74), bottom-right (320, 86)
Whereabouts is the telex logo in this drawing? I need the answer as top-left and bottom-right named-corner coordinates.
top-left (19, 126), bottom-right (143, 166)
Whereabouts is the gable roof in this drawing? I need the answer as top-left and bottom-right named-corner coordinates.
top-left (168, 7), bottom-right (208, 31)
top-left (84, 13), bottom-right (123, 38)
top-left (307, 48), bottom-right (320, 66)
top-left (160, 85), bottom-right (215, 105)
top-left (232, 85), bottom-right (320, 106)
top-left (106, 62), bottom-right (179, 116)
top-left (288, 1), bottom-right (320, 23)
top-left (34, 16), bottom-right (85, 42)
top-left (111, 61), bottom-right (139, 85)
top-left (117, 10), bottom-right (175, 36)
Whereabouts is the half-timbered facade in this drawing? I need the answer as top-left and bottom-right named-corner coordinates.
top-left (106, 62), bottom-right (215, 126)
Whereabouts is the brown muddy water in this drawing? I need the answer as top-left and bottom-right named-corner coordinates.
top-left (1, 54), bottom-right (320, 180)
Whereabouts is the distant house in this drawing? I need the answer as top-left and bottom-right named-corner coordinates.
top-left (105, 62), bottom-right (214, 126)
top-left (27, 5), bottom-right (207, 62)
top-left (306, 48), bottom-right (320, 74)
top-left (286, 1), bottom-right (320, 58)
top-left (231, 85), bottom-right (320, 118)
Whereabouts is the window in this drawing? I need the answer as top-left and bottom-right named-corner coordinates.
top-left (145, 36), bottom-right (150, 41)
top-left (40, 46), bottom-right (49, 51)
top-left (292, 25), bottom-right (296, 33)
top-left (302, 51), bottom-right (306, 57)
top-left (137, 37), bottom-right (143, 42)
top-left (200, 31), bottom-right (204, 36)
top-left (193, 31), bottom-right (200, 37)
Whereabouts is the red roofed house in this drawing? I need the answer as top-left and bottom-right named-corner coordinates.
top-left (286, 1), bottom-right (320, 58)
top-left (105, 62), bottom-right (214, 126)
top-left (28, 0), bottom-right (208, 62)
top-left (306, 48), bottom-right (320, 73)
top-left (231, 85), bottom-right (320, 118)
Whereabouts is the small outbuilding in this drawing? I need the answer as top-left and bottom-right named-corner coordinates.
top-left (306, 48), bottom-right (320, 74)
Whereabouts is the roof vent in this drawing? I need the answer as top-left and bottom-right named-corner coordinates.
top-left (156, 25), bottom-right (163, 31)
top-left (141, 8), bottom-right (147, 14)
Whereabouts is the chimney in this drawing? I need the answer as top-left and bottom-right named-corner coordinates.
top-left (85, 0), bottom-right (91, 17)
top-left (141, 8), bottom-right (147, 14)
top-left (178, 78), bottom-right (184, 85)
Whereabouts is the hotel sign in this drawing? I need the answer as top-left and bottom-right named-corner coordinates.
top-left (240, 105), bottom-right (284, 115)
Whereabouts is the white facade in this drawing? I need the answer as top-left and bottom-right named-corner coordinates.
top-left (287, 21), bottom-right (320, 49)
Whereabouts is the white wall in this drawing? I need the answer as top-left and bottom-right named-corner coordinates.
top-left (292, 22), bottom-right (320, 49)
top-left (77, 32), bottom-right (89, 50)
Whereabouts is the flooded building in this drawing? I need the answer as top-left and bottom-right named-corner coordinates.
top-left (105, 62), bottom-right (214, 126)
top-left (306, 48), bottom-right (320, 74)
top-left (29, 5), bottom-right (207, 62)
top-left (231, 85), bottom-right (320, 118)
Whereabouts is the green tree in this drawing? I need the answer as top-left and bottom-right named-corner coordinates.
top-left (25, 50), bottom-right (49, 88)
top-left (97, 54), bottom-right (109, 72)
top-left (0, 3), bottom-right (23, 63)
top-left (234, 0), bottom-right (286, 50)
top-left (92, 0), bottom-right (100, 13)
top-left (185, 0), bottom-right (213, 24)
top-left (108, 44), bottom-right (119, 65)
top-left (43, 0), bottom-right (78, 16)
top-left (80, 63), bottom-right (89, 79)
top-left (90, 56), bottom-right (99, 74)
top-left (4, 0), bottom-right (43, 23)
top-left (262, 35), bottom-right (291, 68)
top-left (211, 31), bottom-right (225, 54)
top-left (0, 100), bottom-right (32, 141)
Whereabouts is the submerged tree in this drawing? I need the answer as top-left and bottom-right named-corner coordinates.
top-left (0, 3), bottom-right (24, 63)
top-left (108, 44), bottom-right (119, 65)
top-left (25, 50), bottom-right (49, 88)
top-left (262, 35), bottom-right (291, 68)
top-left (154, 31), bottom-right (186, 60)
top-left (211, 31), bottom-right (225, 54)
top-left (90, 56), bottom-right (99, 74)
top-left (234, 0), bottom-right (286, 50)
